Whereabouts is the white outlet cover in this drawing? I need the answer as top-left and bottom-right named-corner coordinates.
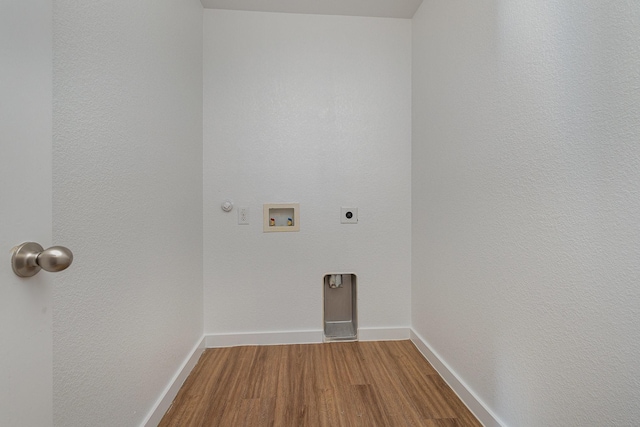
top-left (341, 207), bottom-right (358, 224)
top-left (238, 207), bottom-right (249, 225)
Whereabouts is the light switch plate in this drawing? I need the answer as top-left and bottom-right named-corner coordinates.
top-left (341, 207), bottom-right (358, 224)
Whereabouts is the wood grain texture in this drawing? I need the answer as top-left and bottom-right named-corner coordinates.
top-left (159, 341), bottom-right (482, 427)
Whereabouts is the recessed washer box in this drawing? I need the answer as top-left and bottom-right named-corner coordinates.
top-left (263, 203), bottom-right (300, 232)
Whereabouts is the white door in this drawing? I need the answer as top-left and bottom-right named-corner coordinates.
top-left (0, 0), bottom-right (54, 425)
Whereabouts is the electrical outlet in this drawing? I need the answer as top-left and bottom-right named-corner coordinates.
top-left (238, 207), bottom-right (249, 225)
top-left (341, 207), bottom-right (358, 224)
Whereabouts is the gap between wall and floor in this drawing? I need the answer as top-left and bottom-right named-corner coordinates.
top-left (141, 328), bottom-right (505, 427)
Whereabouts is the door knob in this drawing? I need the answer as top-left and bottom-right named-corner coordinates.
top-left (11, 242), bottom-right (74, 278)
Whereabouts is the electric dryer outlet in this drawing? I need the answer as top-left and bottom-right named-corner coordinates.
top-left (341, 207), bottom-right (358, 224)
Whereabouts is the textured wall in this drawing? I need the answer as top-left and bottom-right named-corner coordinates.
top-left (203, 10), bottom-right (412, 335)
top-left (412, 1), bottom-right (640, 426)
top-left (52, 1), bottom-right (203, 425)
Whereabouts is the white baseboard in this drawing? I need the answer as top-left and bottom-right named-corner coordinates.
top-left (358, 327), bottom-right (410, 341)
top-left (205, 328), bottom-right (411, 348)
top-left (141, 336), bottom-right (206, 427)
top-left (205, 327), bottom-right (411, 347)
top-left (205, 330), bottom-right (324, 347)
top-left (410, 329), bottom-right (504, 427)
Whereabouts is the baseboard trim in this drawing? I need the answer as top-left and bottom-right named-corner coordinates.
top-left (141, 335), bottom-right (206, 427)
top-left (205, 327), bottom-right (411, 347)
top-left (358, 327), bottom-right (411, 341)
top-left (205, 330), bottom-right (324, 347)
top-left (410, 329), bottom-right (504, 427)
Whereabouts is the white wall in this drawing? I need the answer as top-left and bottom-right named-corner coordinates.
top-left (203, 10), bottom-right (412, 336)
top-left (52, 0), bottom-right (203, 425)
top-left (412, 1), bottom-right (640, 426)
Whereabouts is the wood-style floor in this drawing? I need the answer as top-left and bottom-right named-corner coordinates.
top-left (159, 340), bottom-right (482, 426)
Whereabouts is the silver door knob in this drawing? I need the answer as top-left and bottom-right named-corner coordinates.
top-left (11, 242), bottom-right (74, 278)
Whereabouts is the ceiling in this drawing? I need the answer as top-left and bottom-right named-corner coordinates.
top-left (200, 0), bottom-right (424, 19)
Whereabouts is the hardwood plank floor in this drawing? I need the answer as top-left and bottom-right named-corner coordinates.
top-left (159, 340), bottom-right (482, 427)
